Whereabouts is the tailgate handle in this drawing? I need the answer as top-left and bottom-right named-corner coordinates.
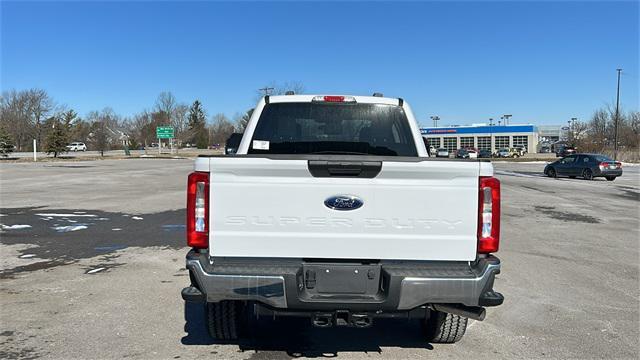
top-left (308, 161), bottom-right (382, 178)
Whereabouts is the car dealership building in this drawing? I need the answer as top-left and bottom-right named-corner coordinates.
top-left (420, 124), bottom-right (540, 154)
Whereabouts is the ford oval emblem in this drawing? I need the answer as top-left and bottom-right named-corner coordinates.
top-left (324, 195), bottom-right (363, 211)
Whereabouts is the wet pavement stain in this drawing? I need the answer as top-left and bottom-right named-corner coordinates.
top-left (0, 206), bottom-right (185, 277)
top-left (534, 205), bottom-right (600, 223)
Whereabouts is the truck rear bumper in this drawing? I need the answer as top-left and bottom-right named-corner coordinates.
top-left (183, 251), bottom-right (503, 310)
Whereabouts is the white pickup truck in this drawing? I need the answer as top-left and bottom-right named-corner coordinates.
top-left (182, 94), bottom-right (503, 344)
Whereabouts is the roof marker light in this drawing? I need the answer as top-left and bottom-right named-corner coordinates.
top-left (312, 95), bottom-right (357, 103)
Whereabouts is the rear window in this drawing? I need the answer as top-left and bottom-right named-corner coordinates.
top-left (593, 155), bottom-right (613, 162)
top-left (248, 103), bottom-right (417, 156)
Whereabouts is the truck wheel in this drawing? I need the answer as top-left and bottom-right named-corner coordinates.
top-left (206, 300), bottom-right (247, 340)
top-left (605, 176), bottom-right (616, 181)
top-left (423, 310), bottom-right (468, 343)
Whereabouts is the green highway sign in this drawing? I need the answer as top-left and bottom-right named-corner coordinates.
top-left (156, 126), bottom-right (174, 139)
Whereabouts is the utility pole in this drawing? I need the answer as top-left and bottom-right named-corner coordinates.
top-left (614, 68), bottom-right (622, 160)
top-left (430, 115), bottom-right (440, 127)
top-left (259, 87), bottom-right (274, 96)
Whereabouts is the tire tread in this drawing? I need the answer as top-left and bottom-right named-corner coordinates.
top-left (425, 310), bottom-right (468, 343)
top-left (206, 301), bottom-right (245, 340)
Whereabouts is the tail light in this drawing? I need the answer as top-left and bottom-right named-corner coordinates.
top-left (187, 172), bottom-right (209, 249)
top-left (599, 162), bottom-right (608, 169)
top-left (478, 177), bottom-right (500, 253)
top-left (615, 162), bottom-right (622, 169)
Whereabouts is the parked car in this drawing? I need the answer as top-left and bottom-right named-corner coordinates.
top-left (513, 146), bottom-right (527, 156)
top-left (556, 146), bottom-right (577, 157)
top-left (182, 94), bottom-right (503, 344)
top-left (495, 148), bottom-right (520, 158)
top-left (66, 142), bottom-right (87, 152)
top-left (478, 149), bottom-right (492, 158)
top-left (435, 148), bottom-right (449, 158)
top-left (539, 145), bottom-right (551, 153)
top-left (466, 149), bottom-right (478, 159)
top-left (544, 154), bottom-right (622, 181)
top-left (455, 148), bottom-right (470, 159)
top-left (224, 133), bottom-right (243, 155)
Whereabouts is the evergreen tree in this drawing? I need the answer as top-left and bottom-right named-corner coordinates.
top-left (45, 117), bottom-right (70, 157)
top-left (62, 109), bottom-right (77, 131)
top-left (238, 108), bottom-right (253, 131)
top-left (0, 126), bottom-right (15, 157)
top-left (188, 100), bottom-right (208, 149)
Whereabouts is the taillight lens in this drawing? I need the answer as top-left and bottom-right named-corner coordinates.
top-left (599, 162), bottom-right (608, 169)
top-left (478, 176), bottom-right (500, 253)
top-left (187, 172), bottom-right (209, 249)
top-left (615, 162), bottom-right (622, 169)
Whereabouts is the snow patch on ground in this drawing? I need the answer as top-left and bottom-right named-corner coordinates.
top-left (36, 213), bottom-right (97, 218)
top-left (111, 228), bottom-right (122, 231)
top-left (86, 267), bottom-right (106, 274)
top-left (53, 225), bottom-right (88, 233)
top-left (131, 216), bottom-right (143, 220)
top-left (1, 224), bottom-right (32, 230)
top-left (19, 254), bottom-right (36, 259)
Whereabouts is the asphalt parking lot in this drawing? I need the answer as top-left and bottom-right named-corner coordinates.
top-left (1, 158), bottom-right (638, 359)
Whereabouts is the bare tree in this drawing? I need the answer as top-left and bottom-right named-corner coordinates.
top-left (0, 90), bottom-right (31, 151)
top-left (588, 108), bottom-right (609, 150)
top-left (155, 91), bottom-right (176, 125)
top-left (25, 88), bottom-right (55, 147)
top-left (172, 103), bottom-right (190, 145)
top-left (209, 113), bottom-right (235, 145)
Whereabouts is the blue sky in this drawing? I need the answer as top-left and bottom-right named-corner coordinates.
top-left (2, 1), bottom-right (638, 126)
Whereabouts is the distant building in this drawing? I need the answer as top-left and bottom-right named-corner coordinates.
top-left (537, 125), bottom-right (564, 143)
top-left (421, 124), bottom-right (538, 153)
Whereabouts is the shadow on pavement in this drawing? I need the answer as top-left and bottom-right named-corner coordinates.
top-left (181, 301), bottom-right (433, 357)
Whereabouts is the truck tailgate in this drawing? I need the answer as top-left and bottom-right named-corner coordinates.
top-left (205, 157), bottom-right (481, 261)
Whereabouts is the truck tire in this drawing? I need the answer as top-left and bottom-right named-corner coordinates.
top-left (423, 310), bottom-right (468, 343)
top-left (206, 300), bottom-right (247, 340)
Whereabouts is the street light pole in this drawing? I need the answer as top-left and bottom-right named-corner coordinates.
top-left (503, 114), bottom-right (512, 125)
top-left (614, 68), bottom-right (622, 160)
top-left (570, 117), bottom-right (577, 142)
top-left (430, 115), bottom-right (440, 127)
top-left (489, 118), bottom-right (494, 154)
